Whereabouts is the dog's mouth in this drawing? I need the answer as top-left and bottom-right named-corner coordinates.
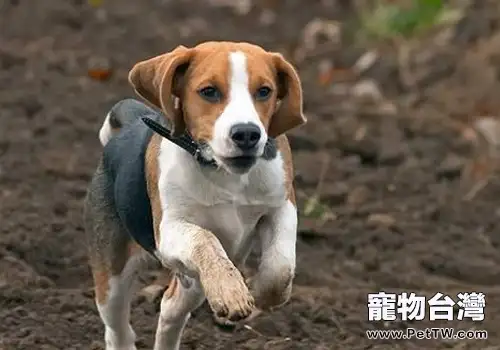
top-left (199, 143), bottom-right (258, 174)
top-left (220, 155), bottom-right (257, 174)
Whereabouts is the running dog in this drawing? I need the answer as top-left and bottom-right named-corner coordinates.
top-left (84, 41), bottom-right (306, 350)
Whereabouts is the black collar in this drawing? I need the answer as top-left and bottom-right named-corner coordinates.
top-left (141, 116), bottom-right (218, 168)
top-left (142, 116), bottom-right (279, 167)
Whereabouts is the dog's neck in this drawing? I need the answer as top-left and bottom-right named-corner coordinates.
top-left (145, 115), bottom-right (285, 205)
top-left (159, 139), bottom-right (286, 207)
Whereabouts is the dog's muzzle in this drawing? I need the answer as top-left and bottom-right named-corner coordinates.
top-left (229, 123), bottom-right (261, 152)
top-left (222, 155), bottom-right (257, 173)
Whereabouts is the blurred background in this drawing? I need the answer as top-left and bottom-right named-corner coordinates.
top-left (1, 0), bottom-right (500, 349)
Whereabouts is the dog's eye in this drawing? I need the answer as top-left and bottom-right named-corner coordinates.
top-left (255, 86), bottom-right (272, 101)
top-left (198, 86), bottom-right (222, 103)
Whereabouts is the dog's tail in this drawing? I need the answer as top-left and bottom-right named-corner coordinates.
top-left (99, 99), bottom-right (157, 146)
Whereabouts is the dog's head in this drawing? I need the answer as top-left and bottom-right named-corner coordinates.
top-left (128, 41), bottom-right (306, 174)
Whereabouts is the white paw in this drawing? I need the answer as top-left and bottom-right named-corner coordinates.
top-left (104, 326), bottom-right (137, 350)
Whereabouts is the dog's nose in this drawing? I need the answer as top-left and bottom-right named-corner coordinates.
top-left (229, 123), bottom-right (261, 150)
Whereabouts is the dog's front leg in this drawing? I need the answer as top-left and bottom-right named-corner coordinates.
top-left (251, 200), bottom-right (297, 311)
top-left (155, 220), bottom-right (254, 344)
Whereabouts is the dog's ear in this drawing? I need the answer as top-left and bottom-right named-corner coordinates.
top-left (267, 53), bottom-right (307, 138)
top-left (128, 45), bottom-right (192, 136)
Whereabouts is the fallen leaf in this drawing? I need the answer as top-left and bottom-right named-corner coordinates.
top-left (318, 68), bottom-right (354, 86)
top-left (318, 69), bottom-right (334, 86)
top-left (317, 60), bottom-right (333, 86)
top-left (87, 68), bottom-right (112, 81)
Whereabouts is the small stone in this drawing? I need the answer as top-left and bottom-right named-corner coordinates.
top-left (474, 116), bottom-right (500, 147)
top-left (377, 101), bottom-right (398, 116)
top-left (367, 213), bottom-right (396, 228)
top-left (346, 186), bottom-right (370, 207)
top-left (259, 9), bottom-right (276, 26)
top-left (89, 340), bottom-right (105, 350)
top-left (95, 8), bottom-right (108, 22)
top-left (228, 0), bottom-right (252, 15)
top-left (341, 138), bottom-right (378, 165)
top-left (22, 96), bottom-right (43, 118)
top-left (87, 56), bottom-right (111, 72)
top-left (436, 154), bottom-right (465, 180)
top-left (329, 82), bottom-right (351, 96)
top-left (0, 49), bottom-right (25, 69)
top-left (351, 79), bottom-right (383, 103)
top-left (353, 50), bottom-right (379, 75)
top-left (53, 202), bottom-right (68, 217)
top-left (377, 144), bottom-right (407, 166)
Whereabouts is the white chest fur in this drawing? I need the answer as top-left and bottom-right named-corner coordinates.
top-left (157, 139), bottom-right (287, 259)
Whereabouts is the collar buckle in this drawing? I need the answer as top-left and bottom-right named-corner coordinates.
top-left (141, 116), bottom-right (217, 168)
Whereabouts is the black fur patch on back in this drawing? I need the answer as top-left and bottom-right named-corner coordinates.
top-left (101, 100), bottom-right (162, 255)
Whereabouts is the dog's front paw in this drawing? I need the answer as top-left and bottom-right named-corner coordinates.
top-left (106, 346), bottom-right (137, 350)
top-left (248, 269), bottom-right (293, 311)
top-left (103, 324), bottom-right (137, 350)
top-left (202, 265), bottom-right (255, 322)
top-left (212, 307), bottom-right (262, 328)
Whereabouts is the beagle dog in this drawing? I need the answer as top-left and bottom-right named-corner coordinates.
top-left (84, 41), bottom-right (306, 350)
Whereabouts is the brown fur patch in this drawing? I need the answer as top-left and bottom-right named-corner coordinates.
top-left (93, 268), bottom-right (110, 305)
top-left (180, 43), bottom-right (231, 143)
top-left (94, 238), bottom-right (142, 304)
top-left (145, 133), bottom-right (162, 246)
top-left (276, 135), bottom-right (296, 205)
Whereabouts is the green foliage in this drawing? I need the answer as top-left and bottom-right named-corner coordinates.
top-left (303, 194), bottom-right (335, 221)
top-left (358, 0), bottom-right (460, 41)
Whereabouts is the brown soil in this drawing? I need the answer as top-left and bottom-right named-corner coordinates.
top-left (1, 1), bottom-right (500, 349)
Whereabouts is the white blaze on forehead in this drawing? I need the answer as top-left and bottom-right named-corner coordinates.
top-left (209, 51), bottom-right (268, 157)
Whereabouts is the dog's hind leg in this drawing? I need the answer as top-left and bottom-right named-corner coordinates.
top-left (85, 164), bottom-right (142, 350)
top-left (153, 274), bottom-right (205, 350)
top-left (92, 253), bottom-right (140, 350)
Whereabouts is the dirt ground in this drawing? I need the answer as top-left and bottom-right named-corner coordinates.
top-left (2, 0), bottom-right (500, 349)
